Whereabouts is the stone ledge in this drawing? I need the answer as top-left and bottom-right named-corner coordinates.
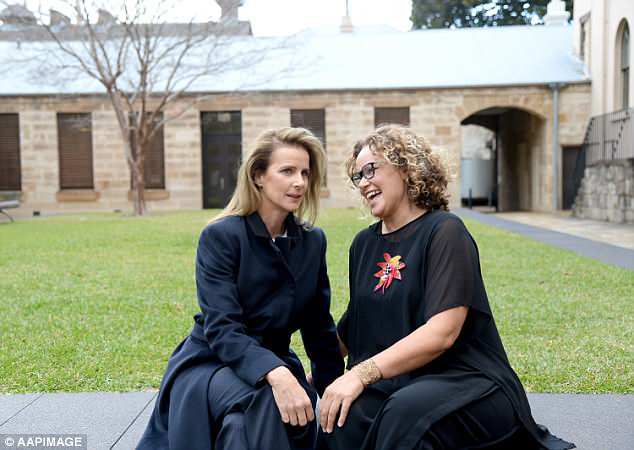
top-left (0, 191), bottom-right (23, 202)
top-left (127, 189), bottom-right (170, 201)
top-left (320, 188), bottom-right (330, 199)
top-left (56, 190), bottom-right (100, 202)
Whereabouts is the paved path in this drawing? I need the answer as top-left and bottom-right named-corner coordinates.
top-left (455, 208), bottom-right (634, 271)
top-left (0, 392), bottom-right (632, 449)
top-left (493, 211), bottom-right (634, 250)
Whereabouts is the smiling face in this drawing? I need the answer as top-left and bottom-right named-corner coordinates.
top-left (255, 144), bottom-right (311, 216)
top-left (354, 145), bottom-right (409, 219)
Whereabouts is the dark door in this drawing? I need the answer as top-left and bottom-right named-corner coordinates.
top-left (562, 146), bottom-right (581, 210)
top-left (201, 111), bottom-right (241, 209)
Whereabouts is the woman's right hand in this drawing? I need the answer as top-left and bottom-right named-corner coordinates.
top-left (265, 366), bottom-right (315, 427)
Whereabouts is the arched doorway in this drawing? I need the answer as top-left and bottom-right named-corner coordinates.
top-left (460, 107), bottom-right (547, 212)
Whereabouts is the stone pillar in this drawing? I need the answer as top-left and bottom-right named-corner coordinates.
top-left (411, 94), bottom-right (462, 209)
top-left (163, 107), bottom-right (202, 209)
top-left (242, 106), bottom-right (290, 159)
top-left (324, 102), bottom-right (373, 208)
top-left (92, 108), bottom-right (129, 210)
top-left (19, 111), bottom-right (58, 210)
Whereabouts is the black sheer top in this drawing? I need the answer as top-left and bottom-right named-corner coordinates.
top-left (337, 210), bottom-right (574, 450)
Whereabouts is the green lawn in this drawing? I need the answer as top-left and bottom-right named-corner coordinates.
top-left (0, 209), bottom-right (632, 394)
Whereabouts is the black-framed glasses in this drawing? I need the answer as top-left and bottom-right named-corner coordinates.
top-left (350, 162), bottom-right (381, 187)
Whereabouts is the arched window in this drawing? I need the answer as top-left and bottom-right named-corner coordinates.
top-left (617, 20), bottom-right (630, 109)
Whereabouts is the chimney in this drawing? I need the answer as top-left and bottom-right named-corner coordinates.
top-left (544, 0), bottom-right (570, 26)
top-left (50, 9), bottom-right (71, 28)
top-left (340, 0), bottom-right (353, 33)
top-left (75, 0), bottom-right (83, 24)
top-left (216, 0), bottom-right (243, 23)
top-left (97, 9), bottom-right (116, 25)
top-left (0, 4), bottom-right (37, 26)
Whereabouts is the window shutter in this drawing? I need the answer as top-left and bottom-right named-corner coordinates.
top-left (291, 109), bottom-right (326, 149)
top-left (130, 113), bottom-right (165, 189)
top-left (374, 107), bottom-right (410, 127)
top-left (58, 113), bottom-right (94, 190)
top-left (145, 114), bottom-right (165, 189)
top-left (0, 114), bottom-right (21, 191)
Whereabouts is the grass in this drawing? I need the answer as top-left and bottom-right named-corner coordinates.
top-left (0, 209), bottom-right (632, 394)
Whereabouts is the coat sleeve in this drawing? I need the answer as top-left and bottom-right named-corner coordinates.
top-left (196, 223), bottom-right (287, 386)
top-left (299, 229), bottom-right (345, 396)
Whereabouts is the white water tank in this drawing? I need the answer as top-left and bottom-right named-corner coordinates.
top-left (460, 158), bottom-right (495, 199)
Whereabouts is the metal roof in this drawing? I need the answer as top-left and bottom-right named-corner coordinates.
top-left (0, 24), bottom-right (589, 96)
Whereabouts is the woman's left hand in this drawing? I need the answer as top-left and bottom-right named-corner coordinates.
top-left (319, 371), bottom-right (364, 433)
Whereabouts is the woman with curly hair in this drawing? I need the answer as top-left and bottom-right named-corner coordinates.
top-left (319, 125), bottom-right (574, 450)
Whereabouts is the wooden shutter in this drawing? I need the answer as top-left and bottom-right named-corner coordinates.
top-left (58, 113), bottom-right (94, 190)
top-left (291, 109), bottom-right (326, 149)
top-left (0, 114), bottom-right (21, 191)
top-left (290, 109), bottom-right (327, 185)
top-left (131, 113), bottom-right (165, 189)
top-left (145, 114), bottom-right (165, 189)
top-left (374, 107), bottom-right (410, 127)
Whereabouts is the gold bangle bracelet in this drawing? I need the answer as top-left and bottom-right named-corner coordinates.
top-left (352, 358), bottom-right (383, 386)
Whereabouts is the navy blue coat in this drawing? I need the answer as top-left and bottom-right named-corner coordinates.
top-left (137, 212), bottom-right (344, 449)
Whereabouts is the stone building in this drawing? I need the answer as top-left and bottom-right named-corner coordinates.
top-left (0, 1), bottom-right (597, 216)
top-left (571, 0), bottom-right (634, 223)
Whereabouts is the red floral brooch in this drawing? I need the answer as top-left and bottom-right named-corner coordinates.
top-left (373, 252), bottom-right (406, 294)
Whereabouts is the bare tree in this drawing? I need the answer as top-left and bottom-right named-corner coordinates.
top-left (3, 0), bottom-right (296, 215)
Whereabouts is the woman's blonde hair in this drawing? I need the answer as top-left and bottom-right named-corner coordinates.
top-left (345, 124), bottom-right (450, 211)
top-left (211, 127), bottom-right (325, 225)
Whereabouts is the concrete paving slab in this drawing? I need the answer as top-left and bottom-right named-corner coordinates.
top-left (0, 392), bottom-right (155, 450)
top-left (1, 392), bottom-right (632, 449)
top-left (528, 393), bottom-right (634, 450)
top-left (110, 392), bottom-right (156, 449)
top-left (0, 394), bottom-right (42, 426)
top-left (456, 208), bottom-right (634, 271)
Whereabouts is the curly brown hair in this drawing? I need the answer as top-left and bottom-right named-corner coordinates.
top-left (346, 124), bottom-right (450, 211)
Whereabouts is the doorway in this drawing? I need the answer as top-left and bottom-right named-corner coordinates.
top-left (562, 145), bottom-right (582, 210)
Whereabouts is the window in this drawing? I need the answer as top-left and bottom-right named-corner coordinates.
top-left (0, 114), bottom-right (21, 191)
top-left (290, 109), bottom-right (326, 185)
top-left (619, 21), bottom-right (630, 109)
top-left (200, 111), bottom-right (242, 209)
top-left (130, 112), bottom-right (165, 189)
top-left (374, 107), bottom-right (410, 127)
top-left (57, 113), bottom-right (94, 190)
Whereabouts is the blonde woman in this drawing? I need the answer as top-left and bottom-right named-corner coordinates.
top-left (320, 125), bottom-right (574, 450)
top-left (137, 128), bottom-right (344, 450)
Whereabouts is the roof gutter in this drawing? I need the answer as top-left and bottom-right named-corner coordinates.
top-left (0, 79), bottom-right (592, 98)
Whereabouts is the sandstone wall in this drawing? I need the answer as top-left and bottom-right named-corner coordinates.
top-left (0, 83), bottom-right (591, 216)
top-left (573, 160), bottom-right (634, 223)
